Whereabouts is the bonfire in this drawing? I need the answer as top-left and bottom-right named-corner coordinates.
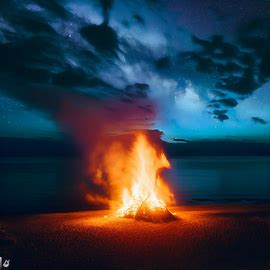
top-left (116, 133), bottom-right (176, 222)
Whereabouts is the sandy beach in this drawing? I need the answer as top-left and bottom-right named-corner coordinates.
top-left (1, 204), bottom-right (270, 270)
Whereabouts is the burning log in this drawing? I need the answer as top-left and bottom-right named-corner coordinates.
top-left (118, 201), bottom-right (176, 223)
top-left (134, 202), bottom-right (176, 223)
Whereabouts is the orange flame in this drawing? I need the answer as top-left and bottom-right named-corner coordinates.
top-left (117, 133), bottom-right (174, 217)
top-left (87, 132), bottom-right (175, 216)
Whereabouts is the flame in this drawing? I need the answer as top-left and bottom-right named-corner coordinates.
top-left (116, 133), bottom-right (174, 217)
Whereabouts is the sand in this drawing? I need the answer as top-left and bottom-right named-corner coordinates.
top-left (0, 204), bottom-right (270, 270)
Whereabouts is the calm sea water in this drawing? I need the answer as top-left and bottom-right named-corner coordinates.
top-left (165, 157), bottom-right (270, 204)
top-left (1, 157), bottom-right (270, 214)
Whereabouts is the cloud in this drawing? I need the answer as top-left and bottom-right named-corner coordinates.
top-left (18, 17), bottom-right (56, 34)
top-left (123, 83), bottom-right (150, 99)
top-left (0, 35), bottom-right (61, 76)
top-left (192, 35), bottom-right (239, 60)
top-left (238, 18), bottom-right (270, 80)
top-left (133, 14), bottom-right (145, 25)
top-left (171, 138), bottom-right (189, 143)
top-left (179, 23), bottom-right (270, 124)
top-left (212, 90), bottom-right (226, 97)
top-left (251, 117), bottom-right (268, 125)
top-left (80, 23), bottom-right (119, 54)
top-left (149, 78), bottom-right (215, 132)
top-left (52, 68), bottom-right (88, 87)
top-left (216, 67), bottom-right (259, 95)
top-left (181, 35), bottom-right (261, 95)
top-left (181, 18), bottom-right (270, 99)
top-left (51, 67), bottom-right (117, 94)
top-left (174, 81), bottom-right (204, 113)
top-left (155, 56), bottom-right (171, 70)
top-left (138, 104), bottom-right (153, 114)
top-left (215, 114), bottom-right (229, 121)
top-left (100, 0), bottom-right (114, 24)
top-left (213, 109), bottom-right (229, 121)
top-left (213, 98), bottom-right (238, 108)
top-left (33, 0), bottom-right (70, 19)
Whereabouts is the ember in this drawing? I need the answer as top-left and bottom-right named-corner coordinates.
top-left (116, 133), bottom-right (176, 222)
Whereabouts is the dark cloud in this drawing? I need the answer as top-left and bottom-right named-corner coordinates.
top-left (80, 23), bottom-right (119, 54)
top-left (34, 0), bottom-right (70, 19)
top-left (138, 104), bottom-right (153, 114)
top-left (18, 16), bottom-right (56, 34)
top-left (251, 117), bottom-right (268, 125)
top-left (181, 51), bottom-right (215, 73)
top-left (213, 109), bottom-right (227, 116)
top-left (155, 56), bottom-right (171, 70)
top-left (181, 31), bottom-right (270, 97)
top-left (192, 35), bottom-right (239, 60)
top-left (0, 1), bottom-right (149, 113)
top-left (216, 67), bottom-right (259, 95)
top-left (0, 81), bottom-right (76, 117)
top-left (52, 68), bottom-right (87, 87)
top-left (133, 14), bottom-right (145, 25)
top-left (208, 96), bottom-right (237, 120)
top-left (181, 53), bottom-right (242, 77)
top-left (238, 19), bottom-right (270, 80)
top-left (0, 36), bottom-right (62, 76)
top-left (207, 103), bottom-right (220, 109)
top-left (18, 67), bottom-right (52, 83)
top-left (216, 98), bottom-right (238, 107)
top-left (238, 52), bottom-right (255, 67)
top-left (172, 138), bottom-right (189, 143)
top-left (123, 83), bottom-right (150, 99)
top-left (215, 114), bottom-right (229, 121)
top-left (213, 90), bottom-right (226, 97)
top-left (121, 97), bottom-right (133, 103)
top-left (100, 0), bottom-right (114, 24)
top-left (213, 109), bottom-right (229, 121)
top-left (182, 35), bottom-right (260, 94)
top-left (52, 68), bottom-right (114, 92)
top-left (220, 62), bottom-right (242, 74)
top-left (0, 1), bottom-right (12, 12)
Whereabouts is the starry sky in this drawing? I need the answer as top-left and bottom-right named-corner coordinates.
top-left (0, 0), bottom-right (270, 141)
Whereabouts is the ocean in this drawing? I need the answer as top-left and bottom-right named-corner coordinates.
top-left (1, 156), bottom-right (270, 214)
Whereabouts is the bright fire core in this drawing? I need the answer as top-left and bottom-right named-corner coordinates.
top-left (117, 133), bottom-right (174, 218)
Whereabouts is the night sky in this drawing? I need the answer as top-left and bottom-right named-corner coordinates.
top-left (0, 0), bottom-right (270, 141)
